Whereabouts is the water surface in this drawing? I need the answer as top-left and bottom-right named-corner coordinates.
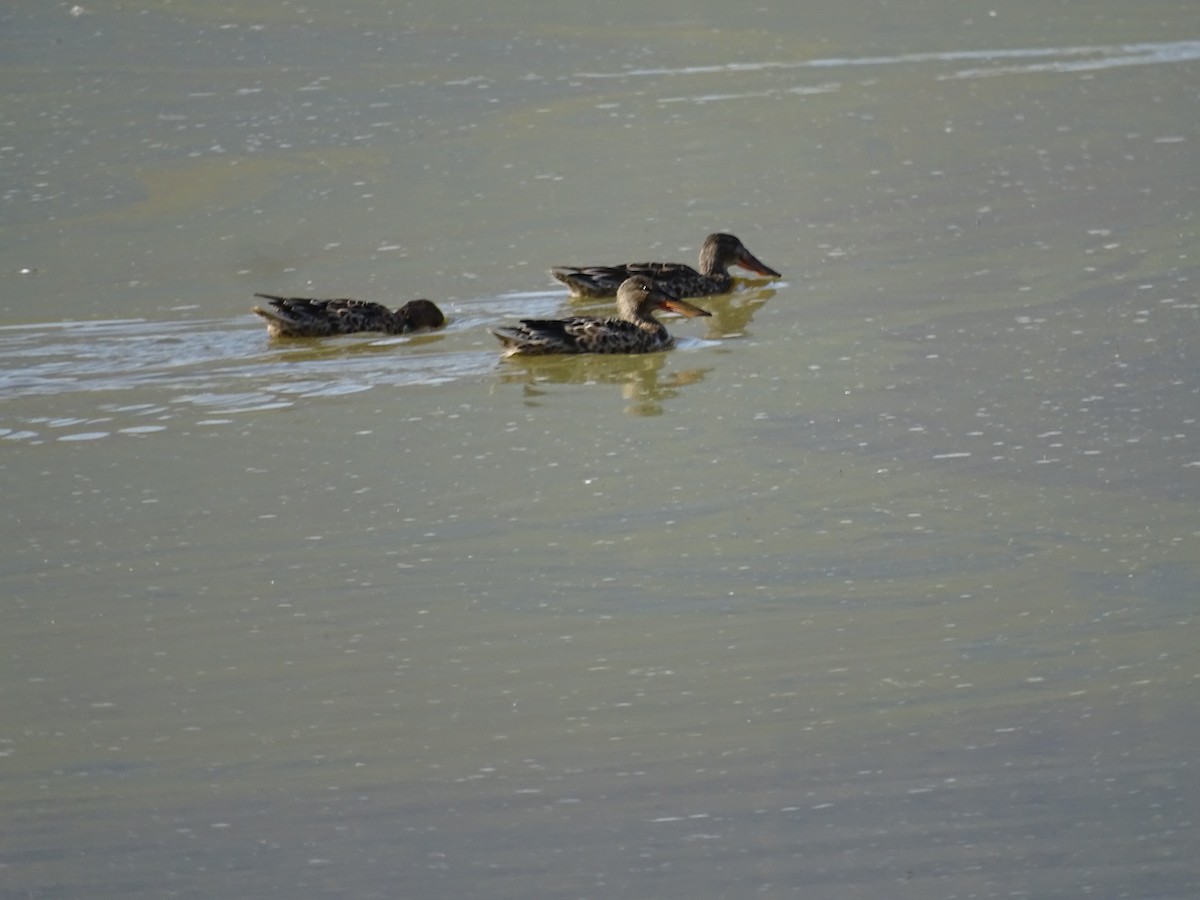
top-left (2, 2), bottom-right (1197, 898)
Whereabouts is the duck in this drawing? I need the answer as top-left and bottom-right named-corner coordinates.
top-left (549, 232), bottom-right (781, 299)
top-left (492, 275), bottom-right (711, 356)
top-left (251, 294), bottom-right (445, 338)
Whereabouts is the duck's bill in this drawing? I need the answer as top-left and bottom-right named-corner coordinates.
top-left (663, 297), bottom-right (713, 318)
top-left (736, 249), bottom-right (782, 278)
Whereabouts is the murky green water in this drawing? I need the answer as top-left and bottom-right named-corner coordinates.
top-left (2, 2), bottom-right (1197, 897)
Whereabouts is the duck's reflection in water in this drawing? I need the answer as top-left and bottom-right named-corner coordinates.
top-left (265, 328), bottom-right (450, 363)
top-left (698, 287), bottom-right (776, 340)
top-left (497, 352), bottom-right (711, 416)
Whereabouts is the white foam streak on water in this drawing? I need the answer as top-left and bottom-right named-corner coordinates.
top-left (660, 83), bottom-right (842, 105)
top-left (575, 40), bottom-right (1200, 81)
top-left (945, 40), bottom-right (1200, 78)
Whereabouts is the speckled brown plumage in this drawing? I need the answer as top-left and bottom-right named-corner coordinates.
top-left (492, 275), bottom-right (711, 356)
top-left (252, 294), bottom-right (445, 338)
top-left (549, 232), bottom-right (781, 299)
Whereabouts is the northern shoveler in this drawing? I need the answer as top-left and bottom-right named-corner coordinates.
top-left (492, 275), bottom-right (711, 356)
top-left (252, 294), bottom-right (445, 338)
top-left (549, 232), bottom-right (781, 299)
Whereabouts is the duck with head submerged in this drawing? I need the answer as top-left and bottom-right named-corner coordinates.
top-left (492, 275), bottom-right (711, 357)
top-left (252, 294), bottom-right (445, 338)
top-left (549, 232), bottom-right (781, 299)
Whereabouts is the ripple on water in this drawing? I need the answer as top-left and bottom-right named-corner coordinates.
top-left (0, 316), bottom-right (497, 442)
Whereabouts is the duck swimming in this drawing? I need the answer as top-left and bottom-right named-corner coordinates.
top-left (492, 275), bottom-right (711, 357)
top-left (252, 294), bottom-right (445, 338)
top-left (549, 232), bottom-right (781, 299)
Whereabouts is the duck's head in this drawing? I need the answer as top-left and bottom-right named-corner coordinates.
top-left (617, 275), bottom-right (713, 320)
top-left (702, 233), bottom-right (781, 278)
top-left (399, 299), bottom-right (446, 330)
